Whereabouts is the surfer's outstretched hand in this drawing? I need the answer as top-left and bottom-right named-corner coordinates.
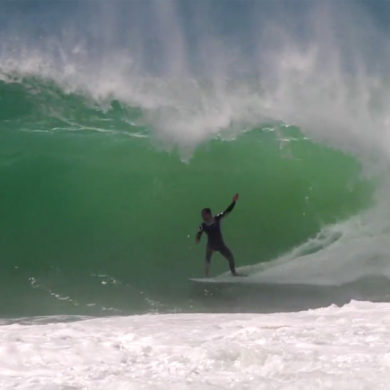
top-left (233, 193), bottom-right (239, 202)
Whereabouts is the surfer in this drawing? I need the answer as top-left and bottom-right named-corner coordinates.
top-left (195, 194), bottom-right (239, 277)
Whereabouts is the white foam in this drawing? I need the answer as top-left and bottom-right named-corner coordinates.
top-left (0, 301), bottom-right (389, 389)
top-left (2, 2), bottom-right (390, 161)
top-left (227, 199), bottom-right (390, 286)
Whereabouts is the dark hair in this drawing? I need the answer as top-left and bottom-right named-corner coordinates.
top-left (202, 208), bottom-right (212, 215)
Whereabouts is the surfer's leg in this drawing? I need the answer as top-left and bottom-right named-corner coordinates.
top-left (219, 246), bottom-right (237, 275)
top-left (205, 247), bottom-right (213, 277)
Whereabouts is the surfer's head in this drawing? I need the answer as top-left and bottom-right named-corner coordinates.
top-left (201, 208), bottom-right (212, 222)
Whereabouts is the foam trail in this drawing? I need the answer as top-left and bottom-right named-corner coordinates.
top-left (231, 191), bottom-right (390, 286)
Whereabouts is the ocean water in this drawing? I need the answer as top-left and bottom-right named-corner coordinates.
top-left (1, 0), bottom-right (390, 388)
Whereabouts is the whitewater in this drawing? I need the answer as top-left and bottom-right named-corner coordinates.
top-left (2, 0), bottom-right (390, 389)
top-left (0, 301), bottom-right (389, 390)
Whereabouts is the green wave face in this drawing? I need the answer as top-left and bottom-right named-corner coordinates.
top-left (0, 78), bottom-right (372, 316)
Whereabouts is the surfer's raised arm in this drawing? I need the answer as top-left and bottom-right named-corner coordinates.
top-left (218, 193), bottom-right (239, 219)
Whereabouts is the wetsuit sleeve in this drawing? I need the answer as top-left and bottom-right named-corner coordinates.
top-left (216, 200), bottom-right (236, 220)
top-left (196, 224), bottom-right (204, 241)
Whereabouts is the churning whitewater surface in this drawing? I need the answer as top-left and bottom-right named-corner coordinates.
top-left (1, 301), bottom-right (390, 390)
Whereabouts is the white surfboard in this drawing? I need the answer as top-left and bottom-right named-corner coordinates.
top-left (189, 274), bottom-right (247, 284)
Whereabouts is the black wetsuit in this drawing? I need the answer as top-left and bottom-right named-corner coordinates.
top-left (196, 201), bottom-right (237, 274)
